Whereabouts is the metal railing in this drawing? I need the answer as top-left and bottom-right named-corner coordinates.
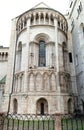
top-left (0, 113), bottom-right (55, 130)
top-left (61, 114), bottom-right (84, 130)
top-left (0, 113), bottom-right (84, 130)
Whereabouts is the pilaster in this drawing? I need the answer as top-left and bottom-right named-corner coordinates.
top-left (54, 18), bottom-right (61, 112)
top-left (23, 17), bottom-right (30, 92)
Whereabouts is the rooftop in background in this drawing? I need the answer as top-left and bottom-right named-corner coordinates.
top-left (0, 46), bottom-right (9, 49)
top-left (0, 76), bottom-right (6, 84)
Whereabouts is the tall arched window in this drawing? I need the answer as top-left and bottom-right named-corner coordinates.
top-left (62, 42), bottom-right (67, 71)
top-left (39, 41), bottom-right (46, 67)
top-left (16, 42), bottom-right (22, 71)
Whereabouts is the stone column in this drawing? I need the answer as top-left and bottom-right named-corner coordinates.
top-left (23, 17), bottom-right (30, 92)
top-left (55, 114), bottom-right (62, 130)
top-left (54, 18), bottom-right (61, 112)
top-left (33, 13), bottom-right (36, 25)
top-left (44, 13), bottom-right (46, 24)
top-left (38, 12), bottom-right (41, 24)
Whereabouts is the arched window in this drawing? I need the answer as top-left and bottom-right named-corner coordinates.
top-left (36, 98), bottom-right (48, 115)
top-left (13, 99), bottom-right (18, 114)
top-left (39, 41), bottom-right (46, 67)
top-left (16, 42), bottom-right (22, 71)
top-left (67, 99), bottom-right (73, 114)
top-left (62, 42), bottom-right (67, 70)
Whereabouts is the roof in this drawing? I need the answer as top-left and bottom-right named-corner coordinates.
top-left (0, 76), bottom-right (6, 84)
top-left (16, 2), bottom-right (67, 23)
top-left (32, 2), bottom-right (50, 9)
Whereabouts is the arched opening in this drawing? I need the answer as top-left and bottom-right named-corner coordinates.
top-left (39, 41), bottom-right (46, 67)
top-left (36, 98), bottom-right (48, 115)
top-left (62, 42), bottom-right (67, 71)
top-left (13, 98), bottom-right (18, 114)
top-left (16, 42), bottom-right (22, 71)
top-left (67, 98), bottom-right (73, 114)
top-left (36, 13), bottom-right (39, 21)
top-left (24, 17), bottom-right (27, 27)
top-left (45, 13), bottom-right (49, 22)
top-left (50, 14), bottom-right (54, 24)
top-left (40, 13), bottom-right (44, 21)
top-left (31, 14), bottom-right (34, 24)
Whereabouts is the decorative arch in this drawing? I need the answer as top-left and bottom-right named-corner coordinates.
top-left (13, 98), bottom-right (18, 114)
top-left (29, 73), bottom-right (34, 91)
top-left (50, 73), bottom-right (56, 90)
top-left (34, 33), bottom-right (50, 43)
top-left (43, 72), bottom-right (49, 90)
top-left (34, 33), bottom-right (50, 67)
top-left (36, 73), bottom-right (42, 90)
top-left (36, 98), bottom-right (48, 115)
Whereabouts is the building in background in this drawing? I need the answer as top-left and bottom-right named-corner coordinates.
top-left (0, 46), bottom-right (9, 111)
top-left (68, 0), bottom-right (84, 112)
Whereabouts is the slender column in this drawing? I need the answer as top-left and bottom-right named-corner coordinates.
top-left (16, 76), bottom-right (18, 93)
top-left (49, 43), bottom-right (52, 67)
top-left (49, 14), bottom-right (51, 25)
top-left (44, 13), bottom-right (46, 24)
top-left (33, 13), bottom-right (36, 25)
top-left (23, 17), bottom-right (30, 92)
top-left (54, 18), bottom-right (61, 112)
top-left (38, 12), bottom-right (41, 24)
top-left (17, 76), bottom-right (20, 92)
top-left (33, 42), bottom-right (36, 67)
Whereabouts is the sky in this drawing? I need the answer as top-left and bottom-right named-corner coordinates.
top-left (0, 0), bottom-right (69, 47)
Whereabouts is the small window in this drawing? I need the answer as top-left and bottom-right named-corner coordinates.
top-left (75, 54), bottom-right (78, 66)
top-left (83, 27), bottom-right (84, 35)
top-left (69, 52), bottom-right (73, 63)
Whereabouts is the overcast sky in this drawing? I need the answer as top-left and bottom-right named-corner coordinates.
top-left (0, 0), bottom-right (69, 47)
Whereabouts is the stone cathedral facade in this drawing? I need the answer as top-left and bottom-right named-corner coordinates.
top-left (1, 3), bottom-right (77, 114)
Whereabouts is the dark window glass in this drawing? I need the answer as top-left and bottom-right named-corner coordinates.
top-left (69, 52), bottom-right (73, 63)
top-left (41, 103), bottom-right (44, 115)
top-left (39, 41), bottom-right (46, 67)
